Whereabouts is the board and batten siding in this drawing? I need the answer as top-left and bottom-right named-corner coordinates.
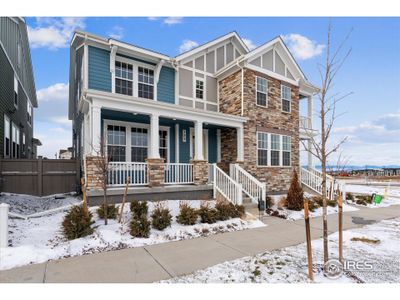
top-left (88, 46), bottom-right (112, 92)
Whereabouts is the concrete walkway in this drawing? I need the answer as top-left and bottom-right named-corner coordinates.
top-left (1, 205), bottom-right (400, 283)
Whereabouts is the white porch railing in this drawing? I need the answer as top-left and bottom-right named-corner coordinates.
top-left (208, 163), bottom-right (215, 183)
top-left (164, 163), bottom-right (193, 184)
top-left (299, 116), bottom-right (312, 130)
top-left (108, 162), bottom-right (148, 186)
top-left (300, 167), bottom-right (344, 200)
top-left (212, 164), bottom-right (243, 205)
top-left (230, 164), bottom-right (266, 204)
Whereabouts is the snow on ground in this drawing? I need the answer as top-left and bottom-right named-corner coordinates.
top-left (0, 192), bottom-right (80, 215)
top-left (163, 217), bottom-right (400, 283)
top-left (0, 199), bottom-right (265, 271)
top-left (345, 184), bottom-right (400, 208)
top-left (267, 194), bottom-right (359, 221)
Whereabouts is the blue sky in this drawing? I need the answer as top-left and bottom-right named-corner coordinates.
top-left (26, 17), bottom-right (400, 165)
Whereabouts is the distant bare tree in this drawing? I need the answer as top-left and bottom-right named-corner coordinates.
top-left (301, 21), bottom-right (352, 264)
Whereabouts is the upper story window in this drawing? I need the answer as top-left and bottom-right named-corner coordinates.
top-left (27, 100), bottom-right (32, 125)
top-left (107, 125), bottom-right (126, 162)
top-left (17, 42), bottom-right (22, 69)
top-left (256, 76), bottom-right (267, 107)
top-left (4, 115), bottom-right (10, 158)
top-left (195, 79), bottom-right (204, 100)
top-left (14, 75), bottom-right (18, 108)
top-left (281, 85), bottom-right (291, 112)
top-left (115, 61), bottom-right (133, 96)
top-left (138, 67), bottom-right (154, 99)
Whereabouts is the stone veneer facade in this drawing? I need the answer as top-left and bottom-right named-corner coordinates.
top-left (219, 68), bottom-right (300, 193)
top-left (85, 156), bottom-right (104, 190)
top-left (191, 159), bottom-right (209, 185)
top-left (146, 158), bottom-right (165, 187)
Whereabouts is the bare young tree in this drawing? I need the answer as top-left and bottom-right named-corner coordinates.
top-left (301, 21), bottom-right (352, 264)
top-left (91, 137), bottom-right (112, 225)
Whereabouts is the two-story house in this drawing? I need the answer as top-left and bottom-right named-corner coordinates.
top-left (0, 17), bottom-right (41, 159)
top-left (69, 30), bottom-right (319, 204)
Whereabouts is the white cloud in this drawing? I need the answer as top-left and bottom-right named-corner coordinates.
top-left (108, 25), bottom-right (124, 40)
top-left (179, 39), bottom-right (199, 54)
top-left (164, 17), bottom-right (183, 25)
top-left (28, 17), bottom-right (85, 49)
top-left (282, 33), bottom-right (325, 60)
top-left (50, 116), bottom-right (71, 126)
top-left (37, 83), bottom-right (69, 102)
top-left (242, 38), bottom-right (257, 50)
top-left (147, 17), bottom-right (159, 21)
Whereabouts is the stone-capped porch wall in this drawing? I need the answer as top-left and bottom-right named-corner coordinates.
top-left (219, 68), bottom-right (300, 192)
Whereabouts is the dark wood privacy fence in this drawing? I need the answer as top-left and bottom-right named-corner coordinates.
top-left (0, 158), bottom-right (80, 196)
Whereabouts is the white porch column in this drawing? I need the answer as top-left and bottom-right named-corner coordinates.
top-left (194, 120), bottom-right (204, 160)
top-left (83, 113), bottom-right (90, 156)
top-left (236, 126), bottom-right (244, 162)
top-left (149, 113), bottom-right (160, 159)
top-left (307, 95), bottom-right (313, 129)
top-left (175, 123), bottom-right (180, 163)
top-left (307, 139), bottom-right (314, 169)
top-left (91, 105), bottom-right (101, 154)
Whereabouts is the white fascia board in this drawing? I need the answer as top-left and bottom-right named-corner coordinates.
top-left (109, 39), bottom-right (170, 61)
top-left (84, 89), bottom-right (247, 128)
top-left (175, 32), bottom-right (248, 62)
top-left (245, 64), bottom-right (299, 86)
top-left (299, 79), bottom-right (321, 95)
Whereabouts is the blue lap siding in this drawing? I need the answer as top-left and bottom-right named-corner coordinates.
top-left (88, 46), bottom-right (112, 92)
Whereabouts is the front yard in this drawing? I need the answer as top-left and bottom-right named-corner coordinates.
top-left (0, 194), bottom-right (264, 271)
top-left (163, 217), bottom-right (400, 283)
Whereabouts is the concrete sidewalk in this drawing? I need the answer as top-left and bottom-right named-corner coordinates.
top-left (1, 205), bottom-right (399, 283)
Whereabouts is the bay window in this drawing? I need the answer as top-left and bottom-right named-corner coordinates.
top-left (281, 85), bottom-right (291, 112)
top-left (257, 131), bottom-right (292, 167)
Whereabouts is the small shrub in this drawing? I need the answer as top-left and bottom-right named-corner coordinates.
top-left (356, 195), bottom-right (373, 204)
top-left (97, 203), bottom-right (118, 219)
top-left (176, 201), bottom-right (198, 225)
top-left (233, 204), bottom-right (246, 218)
top-left (277, 196), bottom-right (287, 209)
top-left (151, 202), bottom-right (172, 230)
top-left (346, 192), bottom-right (355, 201)
top-left (130, 201), bottom-right (148, 218)
top-left (327, 199), bottom-right (337, 207)
top-left (130, 215), bottom-right (151, 238)
top-left (307, 199), bottom-right (320, 212)
top-left (286, 170), bottom-right (304, 211)
top-left (198, 202), bottom-right (219, 224)
top-left (215, 200), bottom-right (236, 221)
top-left (62, 205), bottom-right (94, 240)
top-left (266, 196), bottom-right (274, 208)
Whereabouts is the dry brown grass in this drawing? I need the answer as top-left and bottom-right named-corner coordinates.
top-left (277, 196), bottom-right (287, 209)
top-left (351, 236), bottom-right (380, 244)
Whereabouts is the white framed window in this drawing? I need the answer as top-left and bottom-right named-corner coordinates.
top-left (257, 132), bottom-right (268, 166)
top-left (282, 135), bottom-right (291, 166)
top-left (257, 131), bottom-right (291, 167)
top-left (4, 115), bottom-right (10, 158)
top-left (270, 134), bottom-right (280, 166)
top-left (131, 127), bottom-right (148, 162)
top-left (11, 122), bottom-right (20, 158)
top-left (256, 76), bottom-right (268, 107)
top-left (105, 120), bottom-right (169, 163)
top-left (27, 100), bottom-right (32, 125)
top-left (281, 85), bottom-right (291, 112)
top-left (107, 125), bottom-right (126, 162)
top-left (195, 79), bottom-right (204, 100)
top-left (115, 61), bottom-right (133, 96)
top-left (138, 67), bottom-right (154, 99)
top-left (22, 132), bottom-right (26, 155)
top-left (14, 75), bottom-right (18, 108)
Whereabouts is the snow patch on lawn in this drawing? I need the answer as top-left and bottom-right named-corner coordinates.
top-left (163, 218), bottom-right (400, 283)
top-left (0, 199), bottom-right (265, 271)
top-left (345, 184), bottom-right (400, 208)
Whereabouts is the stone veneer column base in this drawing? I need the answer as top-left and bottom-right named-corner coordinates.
top-left (190, 159), bottom-right (209, 185)
top-left (147, 158), bottom-right (165, 187)
top-left (85, 155), bottom-right (103, 191)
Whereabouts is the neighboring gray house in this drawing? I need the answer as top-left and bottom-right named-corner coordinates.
top-left (0, 17), bottom-right (40, 159)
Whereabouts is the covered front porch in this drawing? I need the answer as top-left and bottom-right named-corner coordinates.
top-left (81, 90), bottom-right (247, 190)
